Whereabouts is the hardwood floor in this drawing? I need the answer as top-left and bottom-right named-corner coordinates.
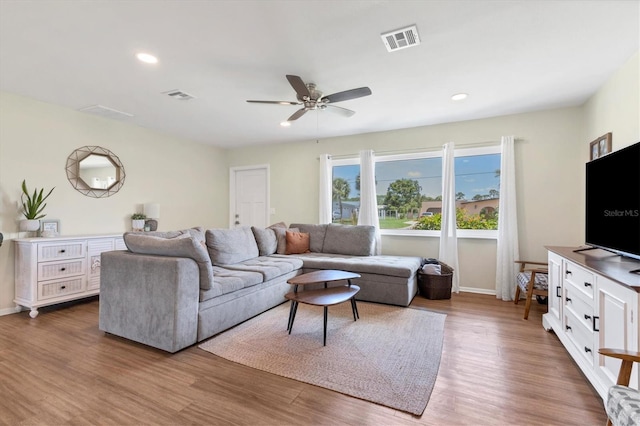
top-left (0, 293), bottom-right (607, 425)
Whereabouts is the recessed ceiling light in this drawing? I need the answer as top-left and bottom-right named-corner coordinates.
top-left (136, 52), bottom-right (158, 64)
top-left (280, 121), bottom-right (291, 127)
top-left (451, 93), bottom-right (468, 101)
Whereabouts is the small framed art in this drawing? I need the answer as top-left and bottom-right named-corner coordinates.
top-left (40, 219), bottom-right (60, 237)
top-left (589, 133), bottom-right (612, 161)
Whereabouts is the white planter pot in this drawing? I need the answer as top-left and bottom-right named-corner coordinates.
top-left (132, 219), bottom-right (146, 231)
top-left (19, 219), bottom-right (40, 232)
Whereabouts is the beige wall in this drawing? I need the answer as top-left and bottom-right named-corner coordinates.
top-left (0, 92), bottom-right (228, 313)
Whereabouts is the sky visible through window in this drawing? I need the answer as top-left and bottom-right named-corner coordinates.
top-left (333, 154), bottom-right (501, 201)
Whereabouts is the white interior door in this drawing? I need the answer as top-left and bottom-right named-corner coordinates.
top-left (230, 165), bottom-right (269, 228)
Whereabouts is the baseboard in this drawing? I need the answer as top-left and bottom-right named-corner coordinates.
top-left (0, 305), bottom-right (22, 317)
top-left (458, 286), bottom-right (496, 295)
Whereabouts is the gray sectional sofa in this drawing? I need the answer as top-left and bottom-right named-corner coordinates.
top-left (99, 223), bottom-right (422, 352)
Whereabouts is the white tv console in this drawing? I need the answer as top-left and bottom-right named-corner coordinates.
top-left (543, 246), bottom-right (640, 401)
top-left (14, 234), bottom-right (126, 318)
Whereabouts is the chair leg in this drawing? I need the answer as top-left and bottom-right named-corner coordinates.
top-left (523, 272), bottom-right (536, 320)
top-left (514, 285), bottom-right (521, 305)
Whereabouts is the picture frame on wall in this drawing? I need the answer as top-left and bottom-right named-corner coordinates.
top-left (40, 219), bottom-right (60, 237)
top-left (589, 132), bottom-right (612, 161)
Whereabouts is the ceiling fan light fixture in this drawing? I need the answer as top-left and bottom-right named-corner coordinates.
top-left (136, 52), bottom-right (158, 64)
top-left (280, 121), bottom-right (291, 127)
top-left (451, 93), bottom-right (468, 101)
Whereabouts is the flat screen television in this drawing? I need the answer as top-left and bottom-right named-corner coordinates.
top-left (585, 140), bottom-right (640, 261)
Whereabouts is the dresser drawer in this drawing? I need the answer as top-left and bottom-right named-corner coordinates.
top-left (564, 312), bottom-right (595, 367)
top-left (564, 261), bottom-right (595, 300)
top-left (37, 259), bottom-right (85, 281)
top-left (565, 283), bottom-right (596, 332)
top-left (38, 277), bottom-right (85, 300)
top-left (38, 242), bottom-right (85, 261)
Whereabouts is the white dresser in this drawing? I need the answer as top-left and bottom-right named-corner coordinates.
top-left (14, 234), bottom-right (126, 318)
top-left (543, 246), bottom-right (640, 400)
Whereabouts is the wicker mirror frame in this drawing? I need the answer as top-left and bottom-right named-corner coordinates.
top-left (66, 146), bottom-right (126, 198)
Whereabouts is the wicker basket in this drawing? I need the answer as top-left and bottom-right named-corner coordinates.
top-left (418, 261), bottom-right (454, 300)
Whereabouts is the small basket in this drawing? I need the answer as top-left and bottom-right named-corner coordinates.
top-left (418, 261), bottom-right (454, 300)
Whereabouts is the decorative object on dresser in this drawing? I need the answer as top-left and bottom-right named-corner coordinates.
top-left (65, 146), bottom-right (126, 198)
top-left (143, 203), bottom-right (160, 231)
top-left (39, 219), bottom-right (60, 238)
top-left (543, 246), bottom-right (640, 401)
top-left (131, 213), bottom-right (146, 232)
top-left (19, 179), bottom-right (54, 232)
top-left (14, 234), bottom-right (126, 318)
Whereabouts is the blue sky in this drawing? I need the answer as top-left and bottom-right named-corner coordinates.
top-left (333, 154), bottom-right (500, 200)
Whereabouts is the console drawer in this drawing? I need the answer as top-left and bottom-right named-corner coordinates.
top-left (564, 260), bottom-right (595, 300)
top-left (38, 277), bottom-right (85, 300)
top-left (38, 242), bottom-right (85, 261)
top-left (564, 312), bottom-right (595, 367)
top-left (38, 259), bottom-right (85, 281)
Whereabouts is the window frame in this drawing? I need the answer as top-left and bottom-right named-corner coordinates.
top-left (329, 145), bottom-right (501, 240)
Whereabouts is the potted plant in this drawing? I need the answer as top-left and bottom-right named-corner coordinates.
top-left (131, 213), bottom-right (146, 232)
top-left (20, 180), bottom-right (55, 232)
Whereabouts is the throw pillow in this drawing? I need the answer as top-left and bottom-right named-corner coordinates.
top-left (123, 232), bottom-right (214, 290)
top-left (272, 226), bottom-right (299, 255)
top-left (251, 226), bottom-right (278, 256)
top-left (285, 231), bottom-right (310, 254)
top-left (205, 226), bottom-right (259, 265)
top-left (322, 223), bottom-right (376, 256)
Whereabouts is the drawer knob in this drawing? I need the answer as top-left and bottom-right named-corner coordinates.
top-left (60, 267), bottom-right (66, 271)
top-left (61, 285), bottom-right (66, 289)
top-left (565, 269), bottom-right (572, 276)
top-left (584, 346), bottom-right (592, 353)
top-left (584, 314), bottom-right (592, 320)
top-left (60, 249), bottom-right (66, 253)
top-left (566, 297), bottom-right (572, 303)
top-left (565, 325), bottom-right (572, 331)
top-left (584, 282), bottom-right (592, 287)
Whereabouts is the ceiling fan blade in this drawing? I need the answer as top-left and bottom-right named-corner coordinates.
top-left (325, 105), bottom-right (356, 117)
top-left (324, 87), bottom-right (372, 103)
top-left (286, 75), bottom-right (311, 99)
top-left (287, 108), bottom-right (308, 121)
top-left (246, 100), bottom-right (300, 105)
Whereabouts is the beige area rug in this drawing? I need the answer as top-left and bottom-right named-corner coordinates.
top-left (199, 301), bottom-right (446, 415)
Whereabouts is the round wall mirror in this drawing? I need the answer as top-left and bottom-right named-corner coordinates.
top-left (66, 146), bottom-right (126, 198)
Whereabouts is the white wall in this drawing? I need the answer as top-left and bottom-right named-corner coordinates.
top-left (583, 52), bottom-right (639, 149)
top-left (0, 92), bottom-right (228, 313)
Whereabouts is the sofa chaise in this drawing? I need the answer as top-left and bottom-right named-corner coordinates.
top-left (99, 223), bottom-right (422, 352)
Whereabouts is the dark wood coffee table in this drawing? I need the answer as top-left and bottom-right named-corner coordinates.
top-left (285, 270), bottom-right (361, 346)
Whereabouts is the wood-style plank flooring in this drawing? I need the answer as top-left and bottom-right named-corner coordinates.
top-left (0, 293), bottom-right (607, 425)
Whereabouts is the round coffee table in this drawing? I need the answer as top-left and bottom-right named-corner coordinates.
top-left (285, 270), bottom-right (361, 346)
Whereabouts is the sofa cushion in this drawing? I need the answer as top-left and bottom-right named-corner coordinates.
top-left (206, 227), bottom-right (259, 265)
top-left (251, 226), bottom-right (278, 256)
top-left (285, 231), bottom-right (310, 254)
top-left (290, 223), bottom-right (328, 252)
top-left (321, 224), bottom-right (376, 256)
top-left (272, 226), bottom-right (299, 255)
top-left (281, 252), bottom-right (422, 278)
top-left (122, 232), bottom-right (214, 290)
top-left (218, 256), bottom-right (303, 282)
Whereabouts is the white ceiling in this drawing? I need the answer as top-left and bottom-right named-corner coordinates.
top-left (0, 1), bottom-right (638, 149)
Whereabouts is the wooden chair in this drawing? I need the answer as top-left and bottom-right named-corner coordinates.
top-left (598, 348), bottom-right (640, 426)
top-left (513, 260), bottom-right (548, 320)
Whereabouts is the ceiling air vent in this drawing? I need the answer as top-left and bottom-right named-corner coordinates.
top-left (381, 25), bottom-right (420, 52)
top-left (163, 90), bottom-right (196, 100)
top-left (78, 105), bottom-right (133, 119)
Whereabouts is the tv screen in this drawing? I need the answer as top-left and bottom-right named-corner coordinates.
top-left (585, 141), bottom-right (640, 260)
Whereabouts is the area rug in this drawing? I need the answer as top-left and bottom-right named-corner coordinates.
top-left (198, 301), bottom-right (446, 415)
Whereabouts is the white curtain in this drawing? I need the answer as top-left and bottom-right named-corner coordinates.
top-left (495, 135), bottom-right (520, 300)
top-left (439, 142), bottom-right (460, 293)
top-left (358, 149), bottom-right (381, 254)
top-left (319, 154), bottom-right (333, 224)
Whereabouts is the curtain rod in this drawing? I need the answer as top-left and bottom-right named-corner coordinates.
top-left (322, 138), bottom-right (521, 160)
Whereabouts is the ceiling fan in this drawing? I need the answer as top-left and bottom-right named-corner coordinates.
top-left (246, 75), bottom-right (372, 122)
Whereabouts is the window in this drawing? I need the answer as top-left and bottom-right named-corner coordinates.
top-left (329, 146), bottom-right (501, 237)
